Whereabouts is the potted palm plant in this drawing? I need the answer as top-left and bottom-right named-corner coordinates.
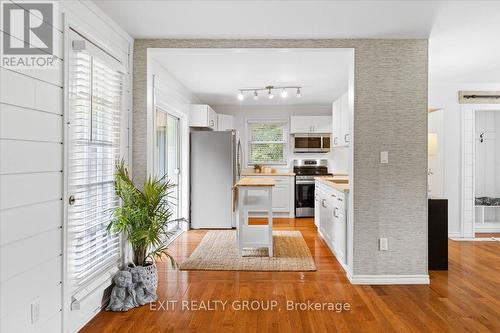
top-left (108, 160), bottom-right (176, 289)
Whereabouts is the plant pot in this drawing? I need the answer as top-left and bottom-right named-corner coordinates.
top-left (127, 262), bottom-right (158, 289)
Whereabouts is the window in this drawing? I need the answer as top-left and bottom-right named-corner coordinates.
top-left (247, 120), bottom-right (288, 165)
top-left (67, 31), bottom-right (124, 290)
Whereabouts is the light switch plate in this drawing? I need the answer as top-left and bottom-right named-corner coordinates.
top-left (380, 151), bottom-right (389, 164)
top-left (379, 238), bottom-right (389, 251)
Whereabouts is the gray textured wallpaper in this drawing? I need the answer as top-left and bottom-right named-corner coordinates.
top-left (133, 39), bottom-right (428, 277)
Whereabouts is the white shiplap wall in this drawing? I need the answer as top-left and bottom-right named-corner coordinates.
top-left (0, 1), bottom-right (132, 332)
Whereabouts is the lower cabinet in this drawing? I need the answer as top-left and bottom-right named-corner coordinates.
top-left (246, 175), bottom-right (294, 217)
top-left (315, 181), bottom-right (347, 265)
top-left (318, 194), bottom-right (332, 246)
top-left (314, 191), bottom-right (320, 227)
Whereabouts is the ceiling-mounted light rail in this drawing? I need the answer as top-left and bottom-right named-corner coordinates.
top-left (237, 85), bottom-right (302, 101)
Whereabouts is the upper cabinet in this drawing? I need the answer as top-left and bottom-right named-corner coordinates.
top-left (290, 116), bottom-right (332, 134)
top-left (217, 114), bottom-right (234, 131)
top-left (190, 104), bottom-right (218, 130)
top-left (332, 92), bottom-right (351, 147)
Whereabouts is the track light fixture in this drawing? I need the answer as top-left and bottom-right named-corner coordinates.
top-left (236, 85), bottom-right (302, 101)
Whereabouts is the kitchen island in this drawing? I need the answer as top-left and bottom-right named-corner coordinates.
top-left (235, 177), bottom-right (275, 256)
top-left (240, 170), bottom-right (295, 217)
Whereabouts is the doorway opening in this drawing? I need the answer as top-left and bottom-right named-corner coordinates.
top-left (461, 104), bottom-right (500, 237)
top-left (474, 110), bottom-right (500, 235)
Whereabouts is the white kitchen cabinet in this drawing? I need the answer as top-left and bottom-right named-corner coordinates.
top-left (331, 191), bottom-right (346, 264)
top-left (217, 114), bottom-right (234, 131)
top-left (319, 194), bottom-right (334, 248)
top-left (245, 175), bottom-right (294, 216)
top-left (332, 92), bottom-right (351, 147)
top-left (315, 181), bottom-right (347, 266)
top-left (314, 189), bottom-right (321, 227)
top-left (290, 116), bottom-right (332, 134)
top-left (332, 99), bottom-right (342, 146)
top-left (190, 104), bottom-right (218, 130)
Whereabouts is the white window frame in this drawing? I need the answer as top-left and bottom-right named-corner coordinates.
top-left (63, 22), bottom-right (130, 333)
top-left (246, 118), bottom-right (288, 166)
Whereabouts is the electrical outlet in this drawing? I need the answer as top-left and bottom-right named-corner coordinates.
top-left (380, 151), bottom-right (389, 164)
top-left (30, 299), bottom-right (40, 324)
top-left (379, 238), bottom-right (389, 251)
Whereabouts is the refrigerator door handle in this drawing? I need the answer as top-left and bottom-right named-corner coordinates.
top-left (237, 139), bottom-right (242, 178)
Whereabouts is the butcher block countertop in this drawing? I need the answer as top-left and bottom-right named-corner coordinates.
top-left (236, 177), bottom-right (276, 187)
top-left (315, 177), bottom-right (350, 193)
top-left (241, 170), bottom-right (295, 176)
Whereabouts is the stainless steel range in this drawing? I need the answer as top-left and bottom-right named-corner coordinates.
top-left (294, 159), bottom-right (330, 217)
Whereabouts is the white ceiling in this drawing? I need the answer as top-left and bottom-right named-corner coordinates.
top-left (151, 49), bottom-right (350, 106)
top-left (94, 0), bottom-right (500, 84)
top-left (95, 0), bottom-right (438, 39)
top-left (428, 2), bottom-right (500, 83)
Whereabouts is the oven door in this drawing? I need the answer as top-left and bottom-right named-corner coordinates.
top-left (294, 135), bottom-right (323, 153)
top-left (295, 180), bottom-right (315, 217)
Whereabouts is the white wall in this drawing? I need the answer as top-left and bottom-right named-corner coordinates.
top-left (0, 1), bottom-right (132, 332)
top-left (213, 105), bottom-right (349, 174)
top-left (475, 111), bottom-right (500, 198)
top-left (147, 54), bottom-right (201, 221)
top-left (429, 83), bottom-right (500, 236)
top-left (428, 110), bottom-right (444, 197)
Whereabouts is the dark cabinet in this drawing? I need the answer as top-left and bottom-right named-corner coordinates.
top-left (428, 199), bottom-right (448, 270)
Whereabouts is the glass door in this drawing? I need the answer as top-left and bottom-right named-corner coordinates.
top-left (155, 109), bottom-right (181, 223)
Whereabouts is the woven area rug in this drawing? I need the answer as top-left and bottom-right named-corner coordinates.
top-left (179, 230), bottom-right (316, 271)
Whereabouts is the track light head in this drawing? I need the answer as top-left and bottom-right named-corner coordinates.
top-left (268, 88), bottom-right (274, 99)
top-left (281, 89), bottom-right (288, 98)
top-left (237, 91), bottom-right (244, 101)
top-left (296, 88), bottom-right (302, 98)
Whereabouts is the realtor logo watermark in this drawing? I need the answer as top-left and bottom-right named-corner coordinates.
top-left (1, 1), bottom-right (58, 68)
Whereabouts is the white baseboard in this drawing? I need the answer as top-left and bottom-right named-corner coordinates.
top-left (475, 223), bottom-right (500, 233)
top-left (347, 272), bottom-right (430, 285)
top-left (249, 212), bottom-right (293, 218)
top-left (448, 232), bottom-right (461, 238)
top-left (475, 228), bottom-right (500, 233)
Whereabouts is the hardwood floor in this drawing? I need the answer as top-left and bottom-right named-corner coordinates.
top-left (80, 219), bottom-right (500, 333)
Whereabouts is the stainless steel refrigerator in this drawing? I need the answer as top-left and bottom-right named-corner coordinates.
top-left (190, 130), bottom-right (241, 228)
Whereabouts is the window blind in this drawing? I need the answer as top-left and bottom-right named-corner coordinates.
top-left (247, 121), bottom-right (287, 165)
top-left (68, 45), bottom-right (123, 289)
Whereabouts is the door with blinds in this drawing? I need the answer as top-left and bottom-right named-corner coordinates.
top-left (66, 30), bottom-right (125, 327)
top-left (155, 109), bottom-right (181, 224)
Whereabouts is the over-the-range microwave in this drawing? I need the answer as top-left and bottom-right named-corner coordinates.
top-left (293, 134), bottom-right (331, 153)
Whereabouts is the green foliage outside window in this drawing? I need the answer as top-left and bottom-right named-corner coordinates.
top-left (248, 122), bottom-right (286, 164)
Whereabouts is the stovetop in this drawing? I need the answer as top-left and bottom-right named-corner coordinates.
top-left (293, 166), bottom-right (330, 176)
top-left (293, 159), bottom-right (330, 177)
